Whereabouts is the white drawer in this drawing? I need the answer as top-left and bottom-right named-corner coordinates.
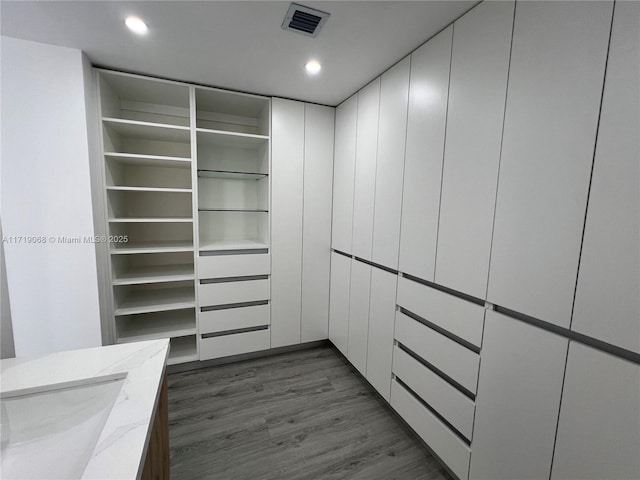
top-left (394, 311), bottom-right (480, 393)
top-left (199, 327), bottom-right (270, 361)
top-left (200, 303), bottom-right (270, 334)
top-left (198, 253), bottom-right (270, 279)
top-left (393, 345), bottom-right (475, 440)
top-left (397, 276), bottom-right (485, 347)
top-left (391, 379), bottom-right (471, 480)
top-left (198, 278), bottom-right (270, 306)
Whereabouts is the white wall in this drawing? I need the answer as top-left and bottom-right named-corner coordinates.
top-left (1, 36), bottom-right (102, 356)
top-left (1, 231), bottom-right (15, 359)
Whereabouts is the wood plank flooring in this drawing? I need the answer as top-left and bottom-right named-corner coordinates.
top-left (168, 345), bottom-right (452, 480)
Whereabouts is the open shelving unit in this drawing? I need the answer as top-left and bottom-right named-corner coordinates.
top-left (113, 276), bottom-right (195, 311)
top-left (168, 335), bottom-right (199, 365)
top-left (111, 252), bottom-right (194, 285)
top-left (97, 70), bottom-right (272, 364)
top-left (116, 309), bottom-right (196, 343)
top-left (192, 86), bottom-right (271, 362)
top-left (98, 69), bottom-right (198, 362)
top-left (195, 90), bottom-right (270, 254)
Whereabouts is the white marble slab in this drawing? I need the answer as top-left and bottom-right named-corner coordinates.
top-left (1, 339), bottom-right (169, 479)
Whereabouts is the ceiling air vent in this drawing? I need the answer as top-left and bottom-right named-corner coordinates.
top-left (281, 3), bottom-right (330, 38)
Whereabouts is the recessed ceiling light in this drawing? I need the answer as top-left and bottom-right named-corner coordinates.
top-left (125, 16), bottom-right (148, 35)
top-left (305, 60), bottom-right (322, 75)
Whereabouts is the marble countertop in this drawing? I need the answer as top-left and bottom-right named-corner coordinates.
top-left (0, 339), bottom-right (170, 479)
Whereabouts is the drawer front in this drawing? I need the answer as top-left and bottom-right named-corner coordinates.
top-left (200, 303), bottom-right (270, 334)
top-left (199, 328), bottom-right (271, 361)
top-left (198, 254), bottom-right (270, 279)
top-left (397, 276), bottom-right (485, 347)
top-left (393, 346), bottom-right (475, 440)
top-left (391, 379), bottom-right (471, 480)
top-left (198, 279), bottom-right (270, 306)
top-left (395, 311), bottom-right (480, 393)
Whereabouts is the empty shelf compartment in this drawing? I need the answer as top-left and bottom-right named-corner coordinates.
top-left (116, 308), bottom-right (197, 343)
top-left (99, 70), bottom-right (191, 127)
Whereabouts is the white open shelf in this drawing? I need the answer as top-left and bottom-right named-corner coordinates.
top-left (198, 209), bottom-right (268, 213)
top-left (197, 128), bottom-right (268, 149)
top-left (111, 240), bottom-right (194, 255)
top-left (103, 118), bottom-right (191, 143)
top-left (114, 286), bottom-right (196, 316)
top-left (112, 264), bottom-right (195, 285)
top-left (108, 189), bottom-right (193, 220)
top-left (195, 87), bottom-right (270, 135)
top-left (116, 309), bottom-right (196, 343)
top-left (99, 70), bottom-right (190, 127)
top-left (168, 335), bottom-right (198, 365)
top-left (199, 238), bottom-right (269, 252)
top-left (108, 217), bottom-right (193, 223)
top-left (104, 152), bottom-right (191, 169)
top-left (197, 170), bottom-right (267, 180)
top-left (105, 154), bottom-right (192, 190)
top-left (106, 186), bottom-right (192, 193)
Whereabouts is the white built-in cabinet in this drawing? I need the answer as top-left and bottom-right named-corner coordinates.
top-left (365, 267), bottom-right (397, 401)
top-left (487, 1), bottom-right (614, 326)
top-left (271, 99), bottom-right (335, 348)
top-left (398, 26), bottom-right (452, 282)
top-left (572, 1), bottom-right (640, 354)
top-left (330, 95), bottom-right (357, 254)
top-left (329, 254), bottom-right (399, 400)
top-left (469, 311), bottom-right (568, 480)
top-left (98, 70), bottom-right (198, 365)
top-left (194, 87), bottom-right (272, 361)
top-left (271, 99), bottom-right (304, 348)
top-left (434, 0), bottom-right (514, 299)
top-left (328, 252), bottom-right (351, 356)
top-left (351, 80), bottom-right (380, 260)
top-left (392, 275), bottom-right (479, 480)
top-left (347, 259), bottom-right (372, 375)
top-left (371, 58), bottom-right (410, 270)
top-left (94, 2), bottom-right (639, 477)
top-left (301, 104), bottom-right (335, 342)
top-left (325, 3), bottom-right (639, 480)
top-left (551, 342), bottom-right (640, 480)
top-left (98, 72), bottom-right (334, 363)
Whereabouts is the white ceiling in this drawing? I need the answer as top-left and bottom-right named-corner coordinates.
top-left (1, 1), bottom-right (477, 106)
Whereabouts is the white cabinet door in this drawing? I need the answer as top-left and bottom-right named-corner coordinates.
top-left (347, 260), bottom-right (372, 375)
top-left (487, 1), bottom-right (613, 327)
top-left (551, 342), bottom-right (640, 480)
top-left (434, 1), bottom-right (514, 299)
top-left (469, 310), bottom-right (568, 480)
top-left (572, 1), bottom-right (640, 353)
top-left (365, 267), bottom-right (398, 401)
top-left (328, 252), bottom-right (351, 356)
top-left (301, 104), bottom-right (335, 342)
top-left (331, 95), bottom-right (357, 254)
top-left (371, 58), bottom-right (410, 269)
top-left (398, 26), bottom-right (452, 282)
top-left (351, 79), bottom-right (379, 260)
top-left (271, 98), bottom-right (304, 348)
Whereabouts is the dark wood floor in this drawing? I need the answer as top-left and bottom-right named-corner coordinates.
top-left (168, 345), bottom-right (452, 480)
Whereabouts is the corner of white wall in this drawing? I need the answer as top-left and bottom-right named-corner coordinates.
top-left (1, 36), bottom-right (103, 357)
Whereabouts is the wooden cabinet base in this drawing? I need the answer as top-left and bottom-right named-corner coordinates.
top-left (141, 373), bottom-right (169, 480)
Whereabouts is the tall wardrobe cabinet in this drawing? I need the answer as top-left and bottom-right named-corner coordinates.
top-left (95, 72), bottom-right (334, 364)
top-left (487, 0), bottom-right (614, 327)
top-left (271, 99), bottom-right (335, 347)
top-left (434, 0), bottom-right (514, 299)
top-left (571, 0), bottom-right (640, 354)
